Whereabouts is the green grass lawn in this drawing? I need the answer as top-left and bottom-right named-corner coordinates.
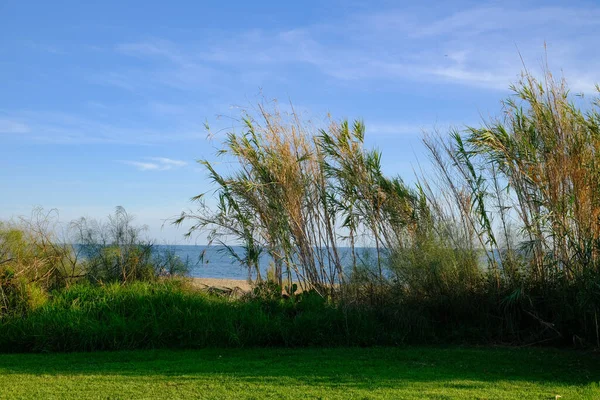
top-left (0, 347), bottom-right (598, 399)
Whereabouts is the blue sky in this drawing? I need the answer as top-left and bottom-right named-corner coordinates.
top-left (1, 0), bottom-right (599, 242)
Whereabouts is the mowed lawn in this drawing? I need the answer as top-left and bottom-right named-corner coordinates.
top-left (0, 347), bottom-right (598, 399)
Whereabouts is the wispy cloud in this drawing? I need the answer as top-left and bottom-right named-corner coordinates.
top-left (149, 157), bottom-right (187, 168)
top-left (409, 6), bottom-right (600, 37)
top-left (22, 40), bottom-right (67, 55)
top-left (0, 118), bottom-right (30, 134)
top-left (5, 3), bottom-right (599, 150)
top-left (121, 161), bottom-right (163, 171)
top-left (104, 4), bottom-right (600, 93)
top-left (120, 157), bottom-right (188, 171)
top-left (0, 110), bottom-right (206, 144)
top-left (107, 39), bottom-right (228, 92)
top-left (116, 40), bottom-right (185, 63)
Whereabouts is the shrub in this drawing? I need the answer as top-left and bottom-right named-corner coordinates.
top-left (0, 209), bottom-right (77, 317)
top-left (72, 207), bottom-right (190, 284)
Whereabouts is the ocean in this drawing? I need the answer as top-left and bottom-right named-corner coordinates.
top-left (158, 245), bottom-right (374, 280)
top-left (80, 244), bottom-right (493, 280)
top-left (159, 245), bottom-right (262, 279)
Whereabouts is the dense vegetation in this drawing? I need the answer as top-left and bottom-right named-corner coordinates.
top-left (2, 347), bottom-right (599, 399)
top-left (0, 207), bottom-right (188, 319)
top-left (177, 70), bottom-right (600, 347)
top-left (0, 280), bottom-right (429, 352)
top-left (2, 69), bottom-right (600, 352)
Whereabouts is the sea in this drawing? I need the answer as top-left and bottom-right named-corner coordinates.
top-left (79, 244), bottom-right (494, 280)
top-left (156, 245), bottom-right (375, 280)
top-left (159, 245), bottom-right (261, 279)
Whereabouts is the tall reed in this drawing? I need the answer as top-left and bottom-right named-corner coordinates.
top-left (423, 68), bottom-right (600, 345)
top-left (176, 103), bottom-right (419, 293)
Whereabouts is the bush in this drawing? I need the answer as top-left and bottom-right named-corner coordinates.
top-left (0, 269), bottom-right (49, 317)
top-left (72, 207), bottom-right (190, 284)
top-left (0, 207), bottom-right (190, 318)
top-left (0, 210), bottom-right (78, 317)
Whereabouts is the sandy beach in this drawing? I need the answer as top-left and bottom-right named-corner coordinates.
top-left (190, 278), bottom-right (304, 293)
top-left (191, 277), bottom-right (253, 291)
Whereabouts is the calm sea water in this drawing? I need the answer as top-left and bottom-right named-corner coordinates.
top-left (80, 244), bottom-right (493, 280)
top-left (159, 245), bottom-right (261, 279)
top-left (157, 245), bottom-right (375, 280)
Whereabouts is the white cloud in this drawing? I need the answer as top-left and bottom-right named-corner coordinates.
top-left (121, 161), bottom-right (162, 171)
top-left (411, 6), bottom-right (600, 38)
top-left (121, 157), bottom-right (188, 171)
top-left (22, 40), bottom-right (67, 55)
top-left (149, 157), bottom-right (188, 168)
top-left (116, 40), bottom-right (184, 63)
top-left (105, 4), bottom-right (600, 93)
top-left (0, 118), bottom-right (30, 134)
top-left (426, 66), bottom-right (517, 90)
top-left (0, 110), bottom-right (206, 144)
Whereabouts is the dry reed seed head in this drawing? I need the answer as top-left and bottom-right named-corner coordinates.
top-left (431, 70), bottom-right (600, 279)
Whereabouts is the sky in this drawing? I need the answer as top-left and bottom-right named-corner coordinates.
top-left (1, 0), bottom-right (599, 243)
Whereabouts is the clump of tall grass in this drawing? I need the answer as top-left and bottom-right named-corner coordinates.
top-left (320, 121), bottom-right (423, 280)
top-left (177, 68), bottom-right (600, 347)
top-left (4, 64), bottom-right (600, 350)
top-left (178, 103), bottom-right (345, 292)
top-left (0, 281), bottom-right (420, 352)
top-left (176, 102), bottom-right (419, 294)
top-left (422, 68), bottom-right (600, 346)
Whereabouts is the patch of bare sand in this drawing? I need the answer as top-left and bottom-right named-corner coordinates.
top-left (191, 278), bottom-right (252, 291)
top-left (190, 278), bottom-right (306, 293)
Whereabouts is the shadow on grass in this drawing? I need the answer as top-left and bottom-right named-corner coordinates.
top-left (0, 347), bottom-right (598, 389)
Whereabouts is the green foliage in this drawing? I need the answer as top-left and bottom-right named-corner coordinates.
top-left (73, 207), bottom-right (190, 284)
top-left (0, 207), bottom-right (189, 318)
top-left (0, 270), bottom-right (49, 317)
top-left (417, 69), bottom-right (600, 347)
top-left (73, 206), bottom-right (159, 283)
top-left (176, 103), bottom-right (418, 291)
top-left (0, 281), bottom-right (426, 352)
top-left (1, 275), bottom-right (599, 352)
top-left (4, 67), bottom-right (600, 353)
top-left (170, 72), bottom-right (600, 348)
top-left (0, 210), bottom-right (78, 317)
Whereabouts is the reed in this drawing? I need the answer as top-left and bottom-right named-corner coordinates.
top-left (423, 68), bottom-right (600, 345)
top-left (176, 102), bottom-right (418, 293)
top-left (3, 65), bottom-right (600, 350)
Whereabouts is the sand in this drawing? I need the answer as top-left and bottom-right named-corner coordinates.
top-left (191, 277), bottom-right (252, 291)
top-left (190, 277), bottom-right (310, 295)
